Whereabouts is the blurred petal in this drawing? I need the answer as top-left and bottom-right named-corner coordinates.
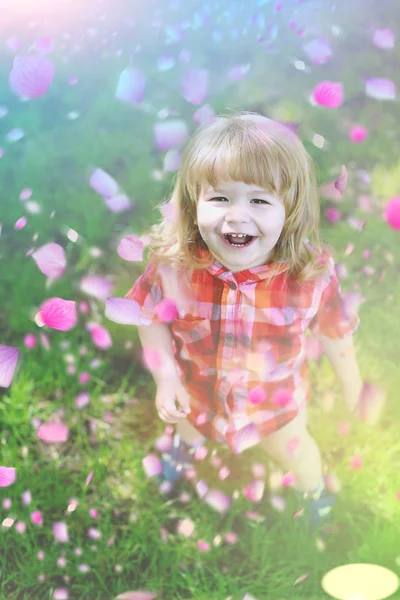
top-left (365, 77), bottom-right (396, 100)
top-left (89, 168), bottom-right (119, 198)
top-left (0, 345), bottom-right (19, 388)
top-left (115, 67), bottom-right (145, 104)
top-left (181, 68), bottom-right (209, 104)
top-left (153, 120), bottom-right (188, 152)
top-left (312, 81), bottom-right (344, 108)
top-left (0, 467), bottom-right (16, 487)
top-left (204, 489), bottom-right (232, 514)
top-left (9, 54), bottom-right (55, 99)
top-left (91, 325), bottom-right (112, 350)
top-left (37, 422), bottom-right (69, 444)
top-left (52, 521), bottom-right (69, 543)
top-left (31, 243), bottom-right (67, 278)
top-left (114, 593), bottom-right (156, 600)
top-left (104, 297), bottom-right (141, 325)
top-left (105, 194), bottom-right (133, 213)
top-left (303, 37), bottom-right (332, 64)
top-left (372, 28), bottom-right (395, 49)
top-left (117, 235), bottom-right (144, 262)
top-left (80, 275), bottom-right (113, 300)
top-left (142, 454), bottom-right (163, 478)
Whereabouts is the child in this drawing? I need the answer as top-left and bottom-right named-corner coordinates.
top-left (125, 111), bottom-right (362, 532)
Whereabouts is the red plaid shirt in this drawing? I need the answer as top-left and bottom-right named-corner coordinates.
top-left (125, 248), bottom-right (360, 453)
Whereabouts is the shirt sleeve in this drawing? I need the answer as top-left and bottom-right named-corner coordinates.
top-left (310, 253), bottom-right (360, 339)
top-left (124, 261), bottom-right (164, 326)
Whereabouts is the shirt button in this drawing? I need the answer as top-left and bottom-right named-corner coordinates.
top-left (226, 333), bottom-right (235, 343)
top-left (228, 281), bottom-right (237, 290)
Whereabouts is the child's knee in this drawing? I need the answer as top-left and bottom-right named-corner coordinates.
top-left (259, 409), bottom-right (309, 464)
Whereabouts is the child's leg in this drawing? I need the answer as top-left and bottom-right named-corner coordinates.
top-left (175, 417), bottom-right (206, 447)
top-left (259, 408), bottom-right (323, 494)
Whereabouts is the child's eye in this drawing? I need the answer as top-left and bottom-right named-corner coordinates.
top-left (210, 197), bottom-right (270, 205)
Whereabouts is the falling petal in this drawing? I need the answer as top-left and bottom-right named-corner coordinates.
top-left (85, 471), bottom-right (94, 487)
top-left (52, 521), bottom-right (69, 543)
top-left (243, 480), bottom-right (265, 502)
top-left (334, 165), bottom-right (348, 196)
top-left (204, 489), bottom-right (232, 514)
top-left (270, 495), bottom-right (286, 512)
top-left (163, 148), bottom-right (181, 172)
top-left (349, 125), bottom-right (368, 143)
top-left (350, 455), bottom-right (362, 470)
top-left (282, 471), bottom-right (295, 486)
top-left (53, 589), bottom-right (68, 600)
top-left (80, 275), bottom-right (113, 300)
top-left (142, 454), bottom-right (163, 478)
top-left (90, 325), bottom-right (112, 350)
top-left (31, 243), bottom-right (66, 278)
top-left (6, 128), bottom-right (25, 142)
top-left (37, 298), bottom-right (77, 331)
top-left (228, 422), bottom-right (261, 454)
top-left (20, 188), bottom-right (32, 200)
top-left (9, 54), bottom-right (55, 99)
top-left (312, 81), bottom-right (344, 108)
top-left (303, 37), bottom-right (332, 64)
top-left (181, 68), bottom-right (209, 104)
top-left (227, 63), bottom-right (251, 82)
top-left (117, 234), bottom-right (144, 262)
top-left (193, 103), bottom-right (216, 125)
top-left (153, 120), bottom-right (188, 152)
top-left (89, 168), bottom-right (119, 199)
top-left (372, 28), bottom-right (395, 49)
top-left (0, 467), bottom-right (16, 487)
top-left (0, 345), bottom-right (19, 388)
top-left (6, 36), bottom-right (20, 53)
top-left (105, 297), bottom-right (141, 325)
top-left (31, 510), bottom-right (43, 525)
top-left (154, 298), bottom-right (179, 323)
top-left (157, 54), bottom-right (175, 71)
top-left (365, 77), bottom-right (396, 100)
top-left (105, 194), bottom-right (133, 213)
top-left (384, 196), bottom-right (400, 230)
top-left (34, 36), bottom-right (54, 54)
top-left (115, 67), bottom-right (145, 104)
top-left (75, 392), bottom-right (90, 409)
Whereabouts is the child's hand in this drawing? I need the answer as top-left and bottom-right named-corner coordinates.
top-left (155, 377), bottom-right (191, 424)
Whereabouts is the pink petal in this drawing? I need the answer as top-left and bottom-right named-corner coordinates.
top-left (176, 517), bottom-right (195, 537)
top-left (163, 148), bottom-right (182, 172)
top-left (117, 235), bottom-right (144, 262)
top-left (34, 36), bottom-right (54, 54)
top-left (52, 521), bottom-right (69, 543)
top-left (0, 466), bottom-right (16, 487)
top-left (80, 275), bottom-right (113, 300)
top-left (181, 68), bottom-right (209, 104)
top-left (15, 216), bottom-right (27, 230)
top-left (53, 589), bottom-right (68, 600)
top-left (115, 67), bottom-right (145, 104)
top-left (204, 489), bottom-right (232, 514)
top-left (89, 168), bottom-right (119, 199)
top-left (193, 105), bottom-right (215, 128)
top-left (365, 77), bottom-right (396, 100)
top-left (31, 243), bottom-right (67, 278)
top-left (142, 454), bottom-right (163, 478)
top-left (243, 480), bottom-right (265, 502)
top-left (227, 63), bottom-right (251, 82)
top-left (229, 422), bottom-right (261, 454)
top-left (31, 510), bottom-right (43, 525)
top-left (90, 325), bottom-right (112, 350)
top-left (19, 187), bottom-right (32, 200)
top-left (75, 392), bottom-right (90, 409)
top-left (153, 120), bottom-right (188, 152)
top-left (37, 422), bottom-right (69, 444)
top-left (303, 37), bottom-right (332, 64)
top-left (22, 490), bottom-right (32, 505)
top-left (334, 165), bottom-right (348, 196)
top-left (9, 54), bottom-right (55, 99)
top-left (37, 298), bottom-right (77, 331)
top-left (0, 345), bottom-right (19, 388)
top-left (349, 125), bottom-right (368, 143)
top-left (105, 297), bottom-right (141, 326)
top-left (114, 593), bottom-right (157, 600)
top-left (195, 480), bottom-right (209, 499)
top-left (312, 81), bottom-right (344, 108)
top-left (105, 194), bottom-right (133, 213)
top-left (248, 385), bottom-right (266, 405)
top-left (350, 454), bottom-right (362, 470)
top-left (384, 196), bottom-right (400, 230)
top-left (372, 28), bottom-right (395, 49)
top-left (282, 471), bottom-right (295, 486)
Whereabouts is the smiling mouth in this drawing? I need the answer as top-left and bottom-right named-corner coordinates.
top-left (220, 234), bottom-right (258, 248)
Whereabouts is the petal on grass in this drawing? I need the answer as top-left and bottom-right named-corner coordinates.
top-left (37, 422), bottom-right (69, 444)
top-left (37, 298), bottom-right (77, 331)
top-left (114, 593), bottom-right (157, 600)
top-left (31, 243), bottom-right (66, 278)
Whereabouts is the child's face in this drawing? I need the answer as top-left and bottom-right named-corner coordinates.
top-left (197, 178), bottom-right (286, 273)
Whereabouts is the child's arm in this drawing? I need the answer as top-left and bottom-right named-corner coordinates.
top-left (138, 323), bottom-right (180, 385)
top-left (320, 333), bottom-right (363, 412)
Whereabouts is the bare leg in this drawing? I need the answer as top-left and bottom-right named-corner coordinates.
top-left (259, 408), bottom-right (323, 493)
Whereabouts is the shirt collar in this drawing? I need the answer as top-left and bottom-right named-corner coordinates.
top-left (197, 247), bottom-right (290, 284)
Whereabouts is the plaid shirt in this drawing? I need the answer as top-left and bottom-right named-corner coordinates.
top-left (125, 248), bottom-right (360, 454)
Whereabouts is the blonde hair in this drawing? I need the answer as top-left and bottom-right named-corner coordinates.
top-left (144, 110), bottom-right (334, 282)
